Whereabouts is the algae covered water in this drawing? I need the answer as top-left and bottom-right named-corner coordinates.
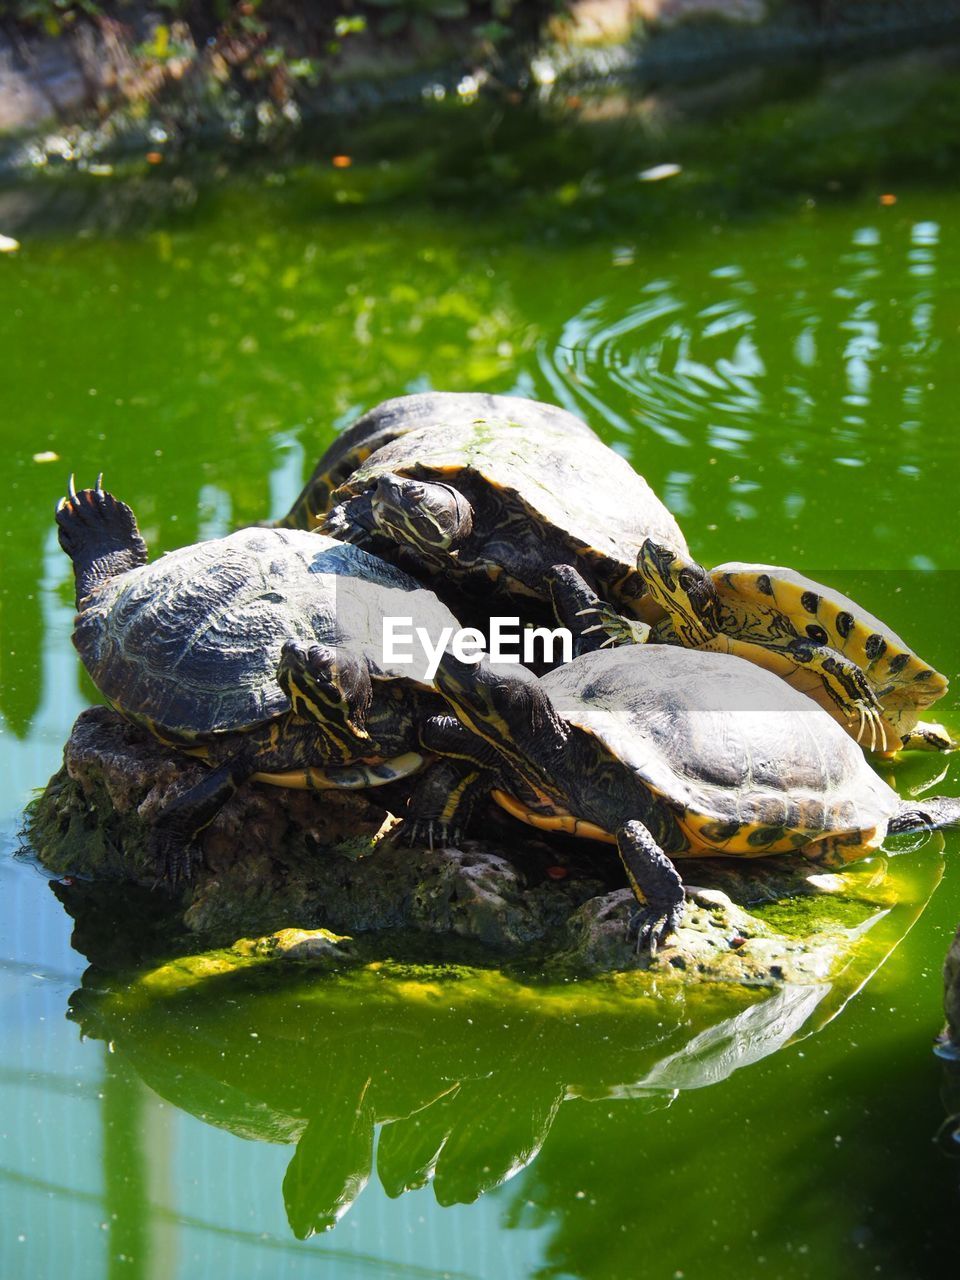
top-left (3, 50), bottom-right (960, 1279)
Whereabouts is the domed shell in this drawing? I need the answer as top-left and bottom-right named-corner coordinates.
top-left (73, 529), bottom-right (459, 738)
top-left (540, 646), bottom-right (900, 841)
top-left (282, 391), bottom-right (599, 528)
top-left (331, 408), bottom-right (688, 587)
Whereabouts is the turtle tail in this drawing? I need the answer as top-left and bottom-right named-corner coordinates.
top-left (889, 797), bottom-right (960, 836)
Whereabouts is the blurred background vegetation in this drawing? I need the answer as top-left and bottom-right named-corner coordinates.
top-left (0, 0), bottom-right (560, 46)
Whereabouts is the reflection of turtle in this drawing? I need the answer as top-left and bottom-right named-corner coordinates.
top-left (56, 482), bottom-right (461, 879)
top-left (62, 833), bottom-right (938, 1236)
top-left (283, 392), bottom-right (688, 635)
top-left (634, 542), bottom-right (953, 755)
top-left (426, 645), bottom-right (960, 952)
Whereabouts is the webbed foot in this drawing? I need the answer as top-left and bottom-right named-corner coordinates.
top-left (628, 901), bottom-right (684, 956)
top-left (576, 604), bottom-right (650, 649)
top-left (149, 828), bottom-right (200, 890)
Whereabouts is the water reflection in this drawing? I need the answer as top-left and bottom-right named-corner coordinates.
top-left (55, 842), bottom-right (941, 1247)
top-left (62, 963), bottom-right (800, 1238)
top-left (936, 1054), bottom-right (960, 1157)
top-left (534, 217), bottom-right (956, 563)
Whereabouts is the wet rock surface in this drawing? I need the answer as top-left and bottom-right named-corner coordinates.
top-left (26, 705), bottom-right (938, 983)
top-left (944, 921), bottom-right (960, 1049)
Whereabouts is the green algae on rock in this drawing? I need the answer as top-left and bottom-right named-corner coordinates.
top-left (63, 857), bottom-right (942, 1235)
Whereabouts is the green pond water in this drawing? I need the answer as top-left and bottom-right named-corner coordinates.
top-left (3, 51), bottom-right (960, 1279)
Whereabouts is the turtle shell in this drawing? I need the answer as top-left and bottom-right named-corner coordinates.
top-left (539, 645), bottom-right (900, 854)
top-left (327, 406), bottom-right (688, 603)
top-left (73, 528), bottom-right (459, 739)
top-left (709, 562), bottom-right (949, 739)
top-left (280, 391), bottom-right (597, 528)
top-left (711, 562), bottom-right (946, 689)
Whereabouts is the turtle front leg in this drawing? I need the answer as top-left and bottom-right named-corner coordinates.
top-left (149, 753), bottom-right (257, 886)
top-left (776, 639), bottom-right (888, 751)
top-left (405, 715), bottom-right (503, 846)
top-left (545, 565), bottom-right (649, 655)
top-left (616, 819), bottom-right (686, 956)
top-left (703, 632), bottom-right (889, 752)
top-left (404, 761), bottom-right (494, 848)
top-left (320, 494), bottom-right (379, 547)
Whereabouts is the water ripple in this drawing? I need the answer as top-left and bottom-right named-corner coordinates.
top-left (533, 217), bottom-right (951, 557)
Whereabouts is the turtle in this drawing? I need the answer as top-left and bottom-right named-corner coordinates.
top-left (55, 480), bottom-right (466, 880)
top-left (626, 542), bottom-right (954, 757)
top-left (275, 391), bottom-right (584, 531)
top-left (280, 392), bottom-right (689, 641)
top-left (417, 644), bottom-right (960, 953)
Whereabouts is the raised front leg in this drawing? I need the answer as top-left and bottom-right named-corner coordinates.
top-left (616, 819), bottom-right (686, 956)
top-left (150, 753), bottom-right (257, 886)
top-left (545, 565), bottom-right (649, 656)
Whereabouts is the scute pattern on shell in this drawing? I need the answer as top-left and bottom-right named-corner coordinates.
top-left (283, 391), bottom-right (605, 528)
top-left (73, 528), bottom-right (456, 737)
top-left (338, 410), bottom-right (689, 569)
top-left (540, 646), bottom-right (900, 842)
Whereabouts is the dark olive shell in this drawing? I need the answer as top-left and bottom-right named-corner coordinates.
top-left (73, 528), bottom-right (458, 737)
top-left (331, 400), bottom-right (688, 591)
top-left (287, 391), bottom-right (588, 522)
top-left (540, 646), bottom-right (900, 836)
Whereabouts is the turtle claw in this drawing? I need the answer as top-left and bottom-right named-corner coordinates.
top-left (854, 704), bottom-right (867, 747)
top-left (579, 608), bottom-right (649, 649)
top-left (853, 700), bottom-right (886, 754)
top-left (628, 902), bottom-right (683, 957)
top-left (164, 850), bottom-right (197, 890)
top-left (149, 829), bottom-right (199, 890)
top-left (399, 817), bottom-right (460, 850)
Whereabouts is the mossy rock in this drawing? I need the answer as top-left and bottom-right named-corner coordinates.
top-left (65, 866), bottom-right (944, 1233)
top-left (27, 706), bottom-right (945, 987)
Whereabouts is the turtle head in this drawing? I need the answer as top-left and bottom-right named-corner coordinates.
top-left (56, 477), bottom-right (148, 607)
top-left (278, 640), bottom-right (373, 748)
top-left (433, 652), bottom-right (567, 771)
top-left (637, 540), bottom-right (724, 642)
top-left (369, 473), bottom-right (473, 556)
